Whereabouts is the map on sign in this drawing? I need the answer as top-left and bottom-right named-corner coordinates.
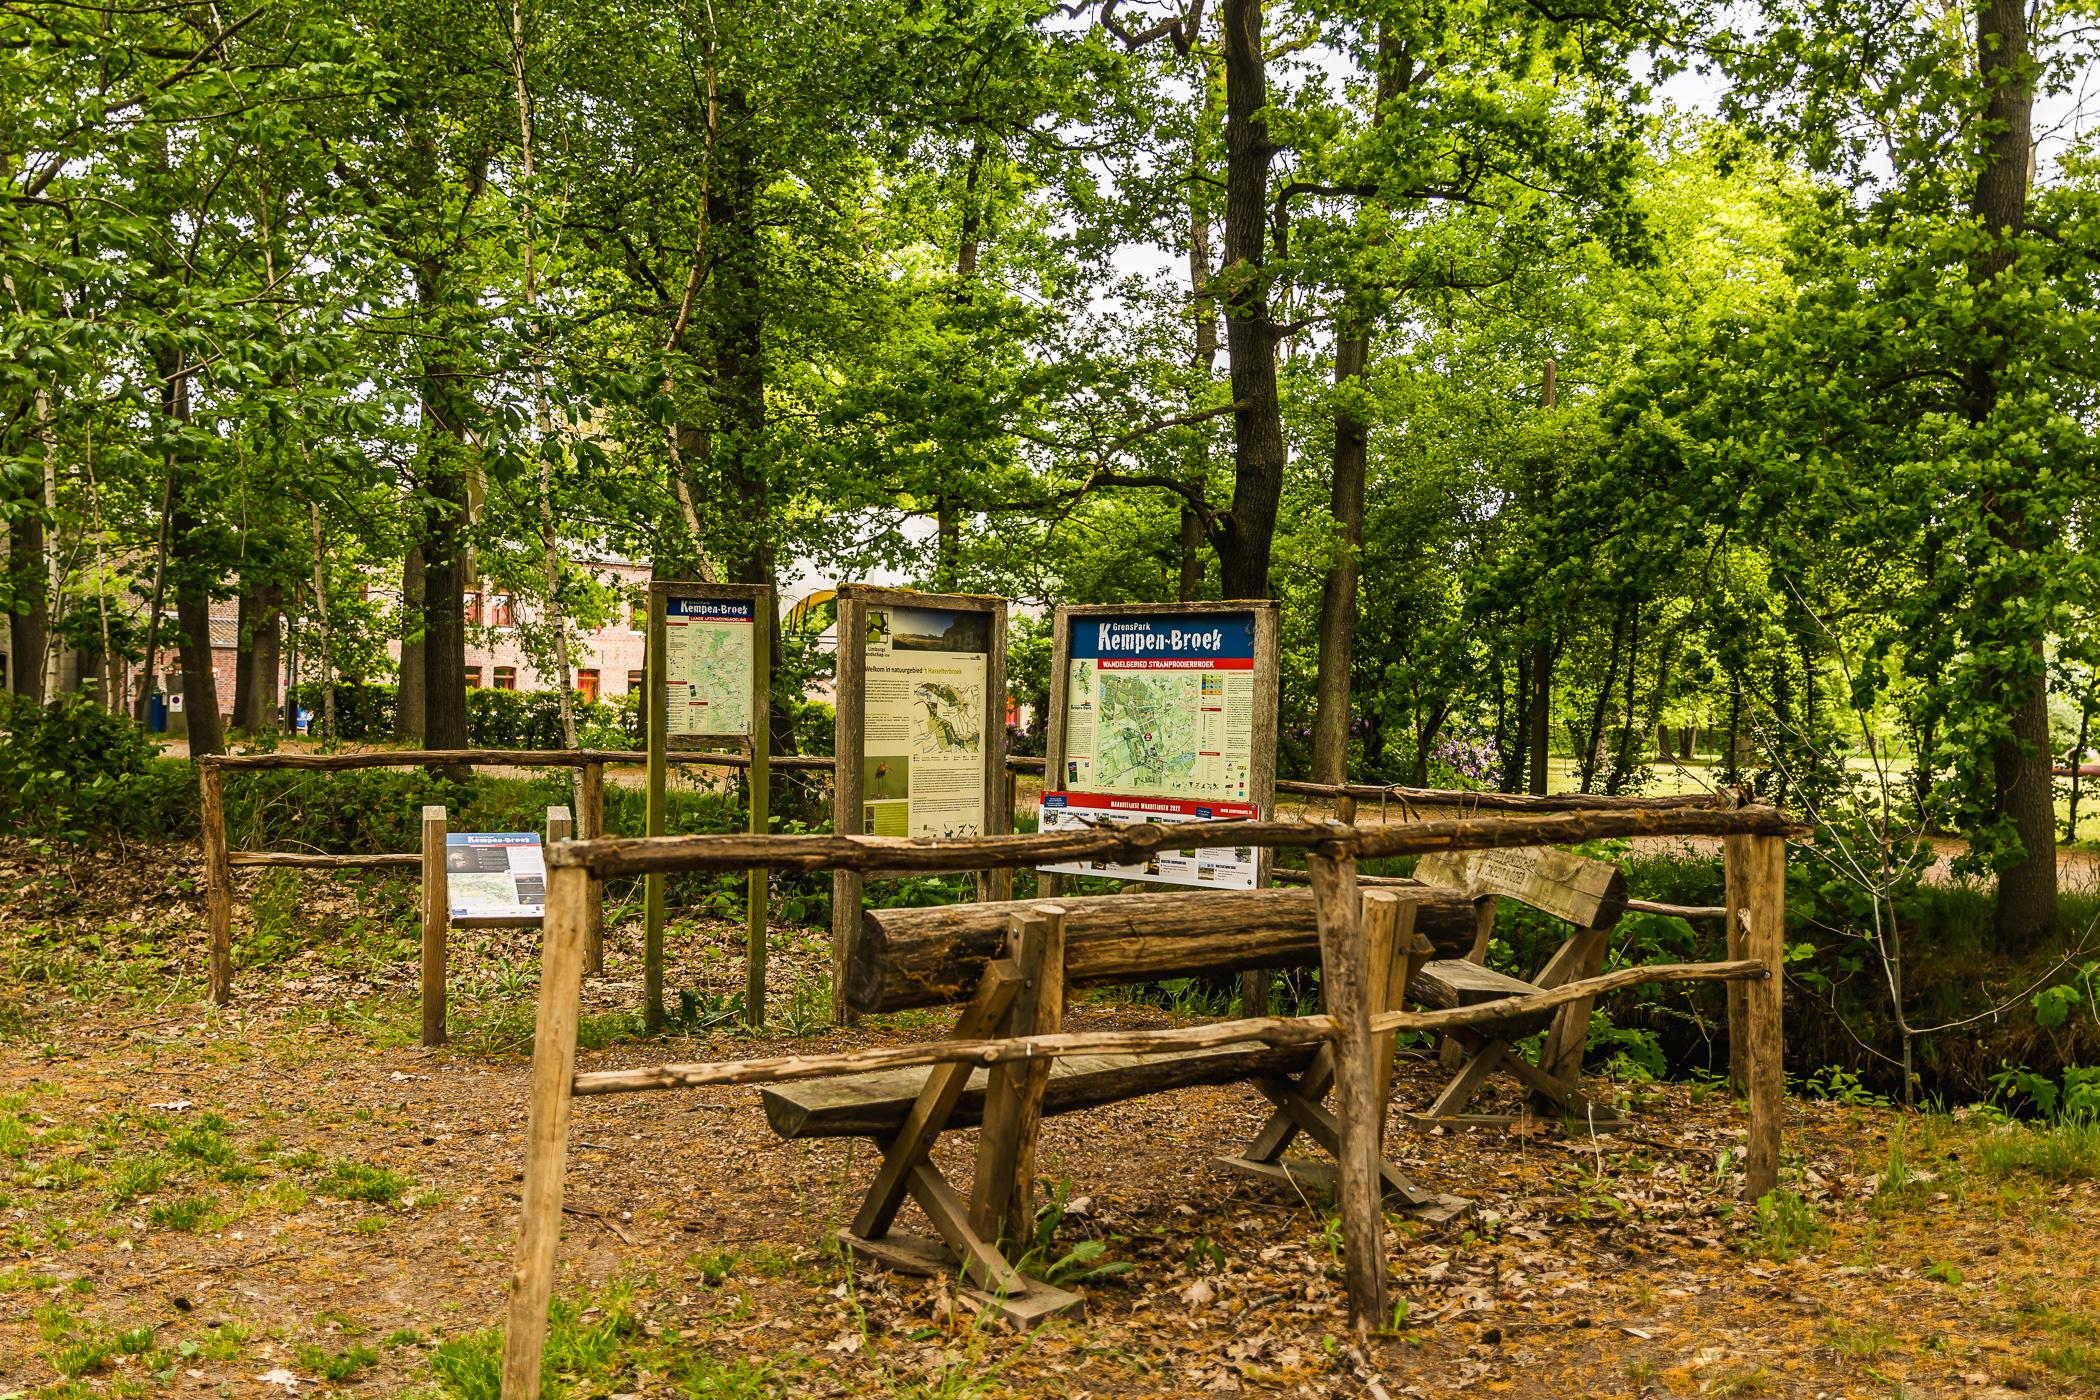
top-left (664, 596), bottom-right (754, 738)
top-left (445, 833), bottom-right (546, 922)
top-left (913, 679), bottom-right (983, 757)
top-left (1061, 612), bottom-right (1255, 804)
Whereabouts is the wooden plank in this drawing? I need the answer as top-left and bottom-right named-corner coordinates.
top-left (764, 1041), bottom-right (1319, 1139)
top-left (1743, 833), bottom-right (1786, 1202)
top-left (497, 862), bottom-right (592, 1400)
top-left (1006, 907), bottom-right (1064, 1248)
top-left (1536, 926), bottom-right (1610, 1087)
top-left (1245, 1078), bottom-right (1433, 1208)
top-left (199, 764), bottom-right (234, 1005)
top-left (579, 760), bottom-right (605, 976)
top-left (972, 917), bottom-right (1047, 1245)
top-left (1310, 848), bottom-right (1387, 1333)
top-left (420, 804), bottom-right (448, 1047)
top-left (1215, 1154), bottom-right (1472, 1222)
top-left (546, 805), bottom-right (573, 846)
top-left (850, 962), bottom-right (1022, 1240)
top-left (1416, 846), bottom-right (1627, 931)
top-left (1723, 833), bottom-right (1750, 1094)
top-left (226, 851), bottom-right (421, 869)
top-left (849, 886), bottom-right (1481, 1014)
top-left (907, 1162), bottom-right (1026, 1296)
top-left (554, 805), bottom-right (1796, 880)
top-left (1425, 1038), bottom-right (1507, 1119)
top-left (1362, 891), bottom-right (1416, 1123)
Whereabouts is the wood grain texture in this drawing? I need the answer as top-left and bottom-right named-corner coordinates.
top-left (226, 851), bottom-right (422, 868)
top-left (571, 960), bottom-right (1767, 1100)
top-left (1742, 834), bottom-right (1787, 1202)
top-left (1723, 833), bottom-right (1751, 1095)
top-left (971, 918), bottom-right (1046, 1244)
top-left (579, 761), bottom-right (605, 975)
top-left (1005, 907), bottom-right (1065, 1246)
top-left (551, 806), bottom-right (1794, 879)
top-left (848, 887), bottom-right (1481, 1015)
top-left (1415, 846), bottom-right (1628, 931)
top-left (1310, 849), bottom-right (1387, 1332)
top-left (420, 805), bottom-right (448, 1047)
top-left (498, 863), bottom-right (592, 1400)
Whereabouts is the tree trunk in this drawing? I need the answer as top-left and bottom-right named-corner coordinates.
top-left (1578, 606), bottom-right (1627, 792)
top-left (1312, 321), bottom-right (1370, 786)
top-left (1180, 167), bottom-right (1220, 602)
top-left (8, 512), bottom-right (47, 703)
top-left (1967, 0), bottom-right (2054, 941)
top-left (1215, 0), bottom-right (1285, 600)
top-left (232, 583), bottom-right (282, 732)
top-left (396, 544), bottom-right (425, 741)
top-left (1528, 640), bottom-right (1552, 794)
top-left (1501, 649), bottom-right (1530, 792)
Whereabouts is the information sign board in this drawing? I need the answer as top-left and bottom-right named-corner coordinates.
top-left (1041, 602), bottom-right (1278, 892)
top-left (1037, 792), bottom-right (1259, 888)
top-left (445, 832), bottom-right (546, 922)
top-left (663, 595), bottom-right (757, 738)
top-left (859, 604), bottom-right (991, 838)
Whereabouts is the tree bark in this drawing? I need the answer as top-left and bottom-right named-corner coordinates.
top-left (1312, 324), bottom-right (1369, 786)
top-left (232, 583), bottom-right (282, 732)
top-left (1967, 0), bottom-right (2054, 941)
top-left (7, 512), bottom-right (47, 703)
top-left (1215, 0), bottom-right (1285, 600)
top-left (396, 544), bottom-right (425, 741)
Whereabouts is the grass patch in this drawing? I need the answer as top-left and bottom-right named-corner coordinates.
top-left (1974, 1118), bottom-right (2100, 1182)
top-left (1743, 1189), bottom-right (1827, 1263)
top-left (318, 1160), bottom-right (412, 1206)
top-left (146, 1192), bottom-right (219, 1231)
top-left (297, 1341), bottom-right (380, 1382)
top-left (106, 1154), bottom-right (172, 1205)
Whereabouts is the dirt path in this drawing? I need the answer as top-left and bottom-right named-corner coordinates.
top-left (1, 841), bottom-right (2096, 1397)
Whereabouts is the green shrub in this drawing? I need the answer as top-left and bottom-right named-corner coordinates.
top-left (0, 692), bottom-right (194, 841)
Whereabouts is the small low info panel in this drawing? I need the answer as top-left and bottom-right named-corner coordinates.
top-left (445, 833), bottom-right (547, 921)
top-left (1035, 791), bottom-right (1259, 890)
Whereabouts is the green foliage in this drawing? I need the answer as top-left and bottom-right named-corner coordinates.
top-left (0, 695), bottom-right (192, 842)
top-left (1744, 1189), bottom-right (1828, 1262)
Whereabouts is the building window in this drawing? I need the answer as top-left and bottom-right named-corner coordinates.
top-left (577, 669), bottom-right (600, 702)
top-left (626, 669), bottom-right (644, 694)
top-left (492, 594), bottom-right (515, 627)
top-left (493, 666), bottom-right (517, 691)
top-left (464, 591), bottom-right (483, 626)
top-left (465, 666), bottom-right (483, 688)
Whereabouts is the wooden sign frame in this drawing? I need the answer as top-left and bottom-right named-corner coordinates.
top-left (645, 580), bottom-right (775, 1030)
top-left (1041, 597), bottom-right (1280, 882)
top-left (830, 584), bottom-right (1011, 1019)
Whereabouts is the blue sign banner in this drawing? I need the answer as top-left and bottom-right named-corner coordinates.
top-left (1069, 612), bottom-right (1255, 664)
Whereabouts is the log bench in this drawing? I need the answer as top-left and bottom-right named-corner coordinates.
top-left (770, 888), bottom-right (1469, 1325)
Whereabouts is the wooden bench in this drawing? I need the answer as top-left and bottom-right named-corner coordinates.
top-left (1405, 846), bottom-right (1629, 1128)
top-left (764, 888), bottom-right (1471, 1324)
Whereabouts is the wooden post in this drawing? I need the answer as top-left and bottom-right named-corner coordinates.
top-left (1361, 890), bottom-right (1416, 1129)
top-left (498, 862), bottom-right (593, 1400)
top-left (199, 764), bottom-right (235, 1006)
top-left (830, 591), bottom-right (866, 1025)
top-left (420, 804), bottom-right (448, 1047)
top-left (1005, 904), bottom-right (1064, 1249)
top-left (643, 589), bottom-right (668, 1034)
top-left (1309, 848), bottom-right (1388, 1333)
top-left (971, 912), bottom-right (1048, 1248)
top-left (579, 760), bottom-right (604, 976)
top-left (1742, 833), bottom-right (1786, 1202)
top-left (982, 601), bottom-right (1012, 904)
top-left (747, 590), bottom-right (772, 1029)
top-left (546, 804), bottom-right (572, 847)
top-left (1723, 834), bottom-right (1750, 1094)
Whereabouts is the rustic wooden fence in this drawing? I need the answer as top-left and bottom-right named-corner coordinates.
top-left (496, 802), bottom-right (1791, 1400)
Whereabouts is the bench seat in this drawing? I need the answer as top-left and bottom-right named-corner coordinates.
top-left (1408, 959), bottom-right (1555, 1037)
top-left (763, 1041), bottom-right (1321, 1140)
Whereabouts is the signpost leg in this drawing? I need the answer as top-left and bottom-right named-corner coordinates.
top-left (420, 804), bottom-right (449, 1047)
top-left (580, 759), bottom-right (604, 976)
top-left (644, 593), bottom-right (667, 1034)
top-left (746, 593), bottom-right (772, 1028)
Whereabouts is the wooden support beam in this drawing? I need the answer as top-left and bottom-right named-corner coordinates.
top-left (579, 760), bottom-right (605, 976)
top-left (498, 863), bottom-right (592, 1400)
top-left (972, 916), bottom-right (1048, 1246)
top-left (420, 805), bottom-right (448, 1047)
top-left (1005, 907), bottom-right (1065, 1248)
top-left (1723, 834), bottom-right (1751, 1095)
top-left (849, 964), bottom-right (1022, 1240)
top-left (1309, 849), bottom-right (1387, 1334)
top-left (226, 851), bottom-right (421, 869)
top-left (1742, 833), bottom-right (1786, 1202)
top-left (199, 764), bottom-right (234, 1005)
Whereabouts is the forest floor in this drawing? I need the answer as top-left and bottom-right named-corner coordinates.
top-left (2, 842), bottom-right (2098, 1399)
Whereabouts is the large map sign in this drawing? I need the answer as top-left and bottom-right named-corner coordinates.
top-left (1060, 612), bottom-right (1256, 802)
top-left (663, 595), bottom-right (755, 738)
top-left (445, 833), bottom-right (546, 922)
top-left (860, 605), bottom-right (990, 838)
